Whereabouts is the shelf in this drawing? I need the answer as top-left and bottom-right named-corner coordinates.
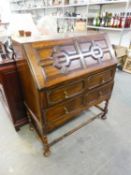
top-left (11, 3), bottom-right (88, 11)
top-left (89, 0), bottom-right (128, 5)
top-left (63, 3), bottom-right (87, 7)
top-left (10, 0), bottom-right (128, 5)
top-left (87, 25), bottom-right (131, 31)
top-left (10, 0), bottom-right (87, 6)
top-left (12, 7), bottom-right (46, 11)
top-left (0, 22), bottom-right (9, 26)
top-left (11, 0), bottom-right (129, 12)
top-left (10, 0), bottom-right (23, 2)
top-left (57, 16), bottom-right (87, 19)
top-left (45, 4), bottom-right (87, 8)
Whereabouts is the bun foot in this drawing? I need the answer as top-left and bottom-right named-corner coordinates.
top-left (15, 127), bottom-right (20, 131)
top-left (29, 125), bottom-right (34, 131)
top-left (43, 150), bottom-right (51, 157)
top-left (101, 114), bottom-right (107, 120)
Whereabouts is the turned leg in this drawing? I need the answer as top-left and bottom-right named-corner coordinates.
top-left (27, 111), bottom-right (34, 131)
top-left (42, 135), bottom-right (51, 157)
top-left (15, 127), bottom-right (20, 131)
top-left (101, 100), bottom-right (109, 120)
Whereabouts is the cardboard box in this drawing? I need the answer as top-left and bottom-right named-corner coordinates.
top-left (113, 45), bottom-right (127, 58)
top-left (75, 20), bottom-right (86, 32)
top-left (113, 45), bottom-right (127, 69)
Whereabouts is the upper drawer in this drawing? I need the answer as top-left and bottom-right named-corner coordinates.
top-left (86, 67), bottom-right (115, 90)
top-left (47, 80), bottom-right (84, 105)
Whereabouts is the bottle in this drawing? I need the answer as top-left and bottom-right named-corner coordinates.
top-left (129, 13), bottom-right (131, 28)
top-left (100, 12), bottom-right (106, 27)
top-left (93, 13), bottom-right (100, 26)
top-left (93, 16), bottom-right (96, 26)
top-left (70, 25), bottom-right (74, 32)
top-left (104, 12), bottom-right (108, 27)
top-left (110, 13), bottom-right (115, 27)
top-left (118, 13), bottom-right (122, 28)
top-left (116, 13), bottom-right (121, 28)
top-left (114, 14), bottom-right (118, 28)
top-left (96, 13), bottom-right (100, 26)
top-left (127, 12), bottom-right (130, 28)
top-left (124, 12), bottom-right (130, 28)
top-left (107, 13), bottom-right (112, 27)
top-left (121, 12), bottom-right (126, 28)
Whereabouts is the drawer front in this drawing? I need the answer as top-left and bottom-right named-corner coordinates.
top-left (47, 81), bottom-right (84, 105)
top-left (46, 96), bottom-right (83, 125)
top-left (84, 81), bottom-right (113, 107)
top-left (86, 67), bottom-right (115, 90)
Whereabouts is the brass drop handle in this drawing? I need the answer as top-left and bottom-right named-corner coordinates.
top-left (64, 91), bottom-right (69, 99)
top-left (64, 107), bottom-right (69, 114)
top-left (101, 77), bottom-right (105, 84)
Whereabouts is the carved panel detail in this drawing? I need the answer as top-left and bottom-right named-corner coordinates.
top-left (50, 40), bottom-right (106, 74)
top-left (39, 39), bottom-right (111, 80)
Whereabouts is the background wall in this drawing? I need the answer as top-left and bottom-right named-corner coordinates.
top-left (1, 0), bottom-right (131, 47)
top-left (0, 0), bottom-right (11, 22)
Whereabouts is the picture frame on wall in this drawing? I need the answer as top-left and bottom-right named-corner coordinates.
top-left (123, 58), bottom-right (131, 74)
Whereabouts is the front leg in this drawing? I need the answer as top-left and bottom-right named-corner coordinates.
top-left (101, 100), bottom-right (109, 120)
top-left (27, 111), bottom-right (34, 131)
top-left (42, 135), bottom-right (51, 157)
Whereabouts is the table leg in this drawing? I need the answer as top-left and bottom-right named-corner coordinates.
top-left (27, 111), bottom-right (34, 131)
top-left (101, 100), bottom-right (109, 120)
top-left (42, 135), bottom-right (51, 157)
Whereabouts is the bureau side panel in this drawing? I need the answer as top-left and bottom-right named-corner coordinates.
top-left (13, 43), bottom-right (42, 124)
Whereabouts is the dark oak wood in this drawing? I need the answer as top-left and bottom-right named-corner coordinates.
top-left (13, 32), bottom-right (117, 156)
top-left (0, 60), bottom-right (28, 131)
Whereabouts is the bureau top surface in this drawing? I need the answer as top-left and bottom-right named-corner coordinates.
top-left (12, 32), bottom-right (99, 44)
top-left (13, 32), bottom-right (117, 90)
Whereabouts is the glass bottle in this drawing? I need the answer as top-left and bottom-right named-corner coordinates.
top-left (121, 12), bottom-right (125, 28)
top-left (93, 13), bottom-right (100, 26)
top-left (129, 13), bottom-right (131, 28)
top-left (118, 13), bottom-right (122, 28)
top-left (100, 12), bottom-right (106, 27)
top-left (96, 13), bottom-right (100, 26)
top-left (110, 13), bottom-right (115, 28)
top-left (105, 12), bottom-right (109, 27)
top-left (107, 13), bottom-right (112, 27)
top-left (124, 12), bottom-right (129, 28)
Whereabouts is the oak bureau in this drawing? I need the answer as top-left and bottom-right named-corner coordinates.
top-left (13, 32), bottom-right (117, 156)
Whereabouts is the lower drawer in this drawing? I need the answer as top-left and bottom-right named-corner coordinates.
top-left (84, 81), bottom-right (113, 107)
top-left (45, 96), bottom-right (84, 131)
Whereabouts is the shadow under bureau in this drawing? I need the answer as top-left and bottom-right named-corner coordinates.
top-left (13, 32), bottom-right (117, 156)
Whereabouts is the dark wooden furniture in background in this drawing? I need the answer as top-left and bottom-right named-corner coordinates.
top-left (13, 32), bottom-right (117, 156)
top-left (0, 60), bottom-right (28, 131)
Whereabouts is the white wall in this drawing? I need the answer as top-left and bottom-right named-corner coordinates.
top-left (1, 0), bottom-right (131, 47)
top-left (0, 0), bottom-right (11, 22)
